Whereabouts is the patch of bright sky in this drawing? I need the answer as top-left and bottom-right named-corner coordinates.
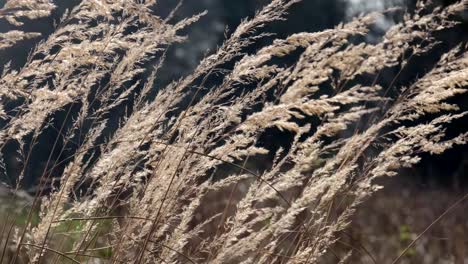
top-left (346, 0), bottom-right (405, 40)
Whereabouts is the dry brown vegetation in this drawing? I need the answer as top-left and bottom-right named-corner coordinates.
top-left (0, 0), bottom-right (467, 263)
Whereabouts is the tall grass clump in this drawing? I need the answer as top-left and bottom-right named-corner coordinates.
top-left (0, 0), bottom-right (467, 263)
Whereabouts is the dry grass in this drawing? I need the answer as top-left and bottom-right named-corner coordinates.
top-left (334, 174), bottom-right (468, 264)
top-left (0, 0), bottom-right (467, 263)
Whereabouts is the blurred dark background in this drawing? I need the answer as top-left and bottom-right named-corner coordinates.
top-left (0, 0), bottom-right (416, 190)
top-left (1, 0), bottom-right (466, 191)
top-left (1, 0), bottom-right (466, 194)
top-left (0, 0), bottom-right (414, 76)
